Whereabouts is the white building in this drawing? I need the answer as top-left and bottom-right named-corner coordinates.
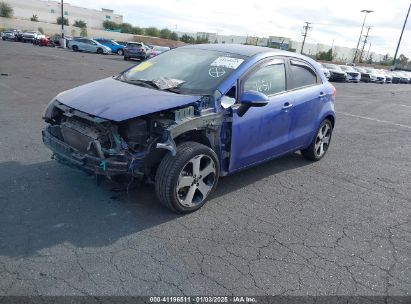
top-left (5, 0), bottom-right (123, 29)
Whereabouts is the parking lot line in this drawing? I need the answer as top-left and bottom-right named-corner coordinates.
top-left (338, 111), bottom-right (411, 129)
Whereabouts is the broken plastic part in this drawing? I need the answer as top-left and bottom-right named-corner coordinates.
top-left (156, 135), bottom-right (177, 156)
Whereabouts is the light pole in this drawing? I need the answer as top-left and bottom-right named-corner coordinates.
top-left (392, 3), bottom-right (411, 68)
top-left (353, 9), bottom-right (373, 63)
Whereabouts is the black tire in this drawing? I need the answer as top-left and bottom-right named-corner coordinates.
top-left (123, 56), bottom-right (128, 61)
top-left (2, 37), bottom-right (6, 41)
top-left (117, 49), bottom-right (124, 56)
top-left (97, 48), bottom-right (103, 54)
top-left (301, 119), bottom-right (333, 161)
top-left (155, 142), bottom-right (220, 214)
top-left (72, 45), bottom-right (78, 52)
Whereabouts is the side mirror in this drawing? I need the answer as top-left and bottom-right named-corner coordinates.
top-left (237, 90), bottom-right (269, 117)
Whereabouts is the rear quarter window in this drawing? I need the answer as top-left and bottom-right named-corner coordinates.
top-left (288, 59), bottom-right (318, 89)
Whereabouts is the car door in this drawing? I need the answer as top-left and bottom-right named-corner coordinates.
top-left (229, 58), bottom-right (295, 172)
top-left (286, 58), bottom-right (325, 149)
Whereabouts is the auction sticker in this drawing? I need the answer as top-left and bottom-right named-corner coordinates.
top-left (131, 61), bottom-right (154, 72)
top-left (210, 57), bottom-right (244, 69)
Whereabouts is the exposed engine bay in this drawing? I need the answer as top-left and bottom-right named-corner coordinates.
top-left (42, 98), bottom-right (230, 181)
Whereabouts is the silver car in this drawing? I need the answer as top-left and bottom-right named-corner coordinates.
top-left (70, 38), bottom-right (111, 54)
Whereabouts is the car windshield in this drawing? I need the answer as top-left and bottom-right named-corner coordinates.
top-left (120, 48), bottom-right (248, 95)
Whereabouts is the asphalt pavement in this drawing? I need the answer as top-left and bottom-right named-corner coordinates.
top-left (0, 40), bottom-right (410, 296)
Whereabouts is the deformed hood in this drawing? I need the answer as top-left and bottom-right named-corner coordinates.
top-left (56, 77), bottom-right (200, 121)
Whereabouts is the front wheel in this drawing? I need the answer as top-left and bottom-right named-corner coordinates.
top-left (301, 119), bottom-right (333, 161)
top-left (155, 142), bottom-right (220, 213)
top-left (72, 45), bottom-right (79, 52)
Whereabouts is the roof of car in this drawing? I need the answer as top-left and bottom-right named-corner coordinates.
top-left (182, 43), bottom-right (294, 57)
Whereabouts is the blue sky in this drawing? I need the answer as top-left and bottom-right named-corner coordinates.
top-left (66, 0), bottom-right (411, 57)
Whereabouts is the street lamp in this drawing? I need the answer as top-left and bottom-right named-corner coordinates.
top-left (392, 3), bottom-right (411, 68)
top-left (353, 9), bottom-right (374, 63)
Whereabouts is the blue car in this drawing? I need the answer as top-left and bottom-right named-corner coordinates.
top-left (94, 38), bottom-right (124, 55)
top-left (42, 44), bottom-right (336, 213)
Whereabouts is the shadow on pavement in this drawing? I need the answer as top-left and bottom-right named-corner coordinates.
top-left (0, 152), bottom-right (309, 258)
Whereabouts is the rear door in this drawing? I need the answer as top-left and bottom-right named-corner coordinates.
top-left (286, 58), bottom-right (324, 149)
top-left (229, 58), bottom-right (295, 172)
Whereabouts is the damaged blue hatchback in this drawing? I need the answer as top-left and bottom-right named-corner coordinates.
top-left (42, 44), bottom-right (336, 213)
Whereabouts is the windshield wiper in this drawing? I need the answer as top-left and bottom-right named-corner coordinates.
top-left (124, 79), bottom-right (158, 89)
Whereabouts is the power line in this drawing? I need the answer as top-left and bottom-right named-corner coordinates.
top-left (300, 22), bottom-right (312, 54)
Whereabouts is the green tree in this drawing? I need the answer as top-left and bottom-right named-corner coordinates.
top-left (131, 26), bottom-right (143, 35)
top-left (120, 22), bottom-right (133, 33)
top-left (195, 37), bottom-right (209, 44)
top-left (30, 14), bottom-right (39, 22)
top-left (366, 54), bottom-right (373, 64)
top-left (37, 27), bottom-right (44, 34)
top-left (180, 34), bottom-right (195, 44)
top-left (397, 54), bottom-right (409, 66)
top-left (57, 17), bottom-right (69, 26)
top-left (73, 20), bottom-right (87, 28)
top-left (80, 27), bottom-right (87, 37)
top-left (103, 20), bottom-right (119, 30)
top-left (169, 32), bottom-right (178, 41)
top-left (316, 48), bottom-right (333, 61)
top-left (0, 2), bottom-right (13, 18)
top-left (379, 54), bottom-right (392, 66)
top-left (145, 27), bottom-right (160, 37)
top-left (160, 28), bottom-right (171, 39)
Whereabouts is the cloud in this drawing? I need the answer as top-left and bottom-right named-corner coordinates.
top-left (65, 0), bottom-right (411, 57)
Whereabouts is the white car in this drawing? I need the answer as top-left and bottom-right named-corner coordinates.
top-left (148, 45), bottom-right (171, 58)
top-left (22, 31), bottom-right (40, 43)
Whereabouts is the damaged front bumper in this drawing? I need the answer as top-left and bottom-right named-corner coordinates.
top-left (42, 128), bottom-right (129, 176)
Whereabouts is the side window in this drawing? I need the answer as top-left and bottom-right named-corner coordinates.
top-left (289, 60), bottom-right (318, 89)
top-left (243, 63), bottom-right (286, 96)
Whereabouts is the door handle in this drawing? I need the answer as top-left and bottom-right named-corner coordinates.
top-left (319, 92), bottom-right (326, 98)
top-left (282, 102), bottom-right (293, 110)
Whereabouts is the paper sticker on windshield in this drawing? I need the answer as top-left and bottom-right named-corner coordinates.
top-left (131, 61), bottom-right (154, 72)
top-left (210, 57), bottom-right (244, 69)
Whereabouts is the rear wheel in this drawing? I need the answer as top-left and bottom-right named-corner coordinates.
top-left (123, 56), bottom-right (128, 61)
top-left (117, 49), bottom-right (124, 56)
top-left (301, 119), bottom-right (333, 161)
top-left (96, 48), bottom-right (103, 54)
top-left (155, 142), bottom-right (219, 213)
top-left (72, 45), bottom-right (79, 52)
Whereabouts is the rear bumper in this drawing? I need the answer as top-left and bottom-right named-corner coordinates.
top-left (42, 128), bottom-right (129, 176)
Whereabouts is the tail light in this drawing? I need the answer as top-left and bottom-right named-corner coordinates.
top-left (331, 85), bottom-right (336, 98)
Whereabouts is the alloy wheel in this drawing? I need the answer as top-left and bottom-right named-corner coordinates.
top-left (314, 122), bottom-right (332, 157)
top-left (176, 154), bottom-right (216, 207)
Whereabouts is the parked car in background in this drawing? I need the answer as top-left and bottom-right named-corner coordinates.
top-left (1, 29), bottom-right (22, 41)
top-left (22, 31), bottom-right (40, 43)
top-left (123, 42), bottom-right (149, 61)
top-left (42, 44), bottom-right (336, 213)
top-left (320, 64), bottom-right (331, 80)
top-left (94, 38), bottom-right (125, 55)
top-left (69, 38), bottom-right (111, 54)
top-left (366, 68), bottom-right (385, 84)
top-left (323, 64), bottom-right (347, 82)
top-left (339, 65), bottom-right (361, 83)
top-left (353, 67), bottom-right (372, 82)
top-left (380, 70), bottom-right (393, 83)
top-left (397, 71), bottom-right (411, 84)
top-left (148, 45), bottom-right (171, 58)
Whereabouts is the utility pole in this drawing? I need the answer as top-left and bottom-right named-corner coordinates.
top-left (392, 2), bottom-right (411, 68)
top-left (353, 9), bottom-right (374, 63)
top-left (359, 26), bottom-right (372, 63)
top-left (61, 0), bottom-right (64, 39)
top-left (300, 22), bottom-right (312, 54)
top-left (366, 42), bottom-right (372, 61)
